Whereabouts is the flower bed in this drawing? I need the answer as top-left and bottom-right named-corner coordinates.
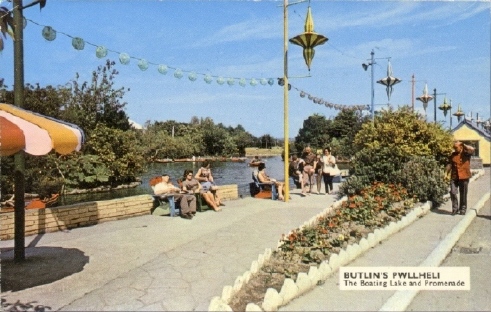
top-left (209, 170), bottom-right (485, 312)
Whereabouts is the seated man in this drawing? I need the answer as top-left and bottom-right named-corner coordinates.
top-left (289, 155), bottom-right (304, 189)
top-left (152, 174), bottom-right (197, 220)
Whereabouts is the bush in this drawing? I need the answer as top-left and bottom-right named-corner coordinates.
top-left (396, 156), bottom-right (448, 206)
top-left (338, 175), bottom-right (370, 197)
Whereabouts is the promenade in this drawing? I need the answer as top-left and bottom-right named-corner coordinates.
top-left (1, 169), bottom-right (490, 312)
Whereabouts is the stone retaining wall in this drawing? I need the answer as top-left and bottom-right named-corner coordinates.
top-left (0, 184), bottom-right (238, 240)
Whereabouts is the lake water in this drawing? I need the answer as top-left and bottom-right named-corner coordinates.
top-left (60, 156), bottom-right (287, 205)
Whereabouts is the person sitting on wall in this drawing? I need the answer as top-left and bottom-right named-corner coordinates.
top-left (257, 162), bottom-right (286, 201)
top-left (183, 169), bottom-right (222, 212)
top-left (151, 174), bottom-right (197, 220)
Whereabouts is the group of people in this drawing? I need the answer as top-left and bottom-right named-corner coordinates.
top-left (151, 161), bottom-right (225, 220)
top-left (289, 146), bottom-right (339, 196)
top-left (253, 146), bottom-right (340, 201)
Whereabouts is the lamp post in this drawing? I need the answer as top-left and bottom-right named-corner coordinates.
top-left (432, 89), bottom-right (447, 124)
top-left (283, 0), bottom-right (327, 202)
top-left (438, 97), bottom-right (452, 129)
top-left (416, 83), bottom-right (433, 116)
top-left (453, 104), bottom-right (465, 123)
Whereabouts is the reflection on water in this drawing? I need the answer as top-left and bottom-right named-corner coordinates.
top-left (61, 156), bottom-right (287, 205)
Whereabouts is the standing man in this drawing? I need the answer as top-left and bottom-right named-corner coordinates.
top-left (446, 141), bottom-right (475, 215)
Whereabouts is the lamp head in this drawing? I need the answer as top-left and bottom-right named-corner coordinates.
top-left (362, 63), bottom-right (369, 71)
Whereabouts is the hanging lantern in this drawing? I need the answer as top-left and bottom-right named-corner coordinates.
top-left (96, 46), bottom-right (107, 58)
top-left (260, 78), bottom-right (268, 86)
top-left (268, 78), bottom-right (275, 86)
top-left (227, 78), bottom-right (235, 86)
top-left (204, 75), bottom-right (213, 84)
top-left (452, 104), bottom-right (464, 122)
top-left (300, 91), bottom-right (306, 98)
top-left (188, 72), bottom-right (198, 81)
top-left (239, 78), bottom-right (247, 87)
top-left (174, 69), bottom-right (183, 79)
top-left (250, 78), bottom-right (258, 86)
top-left (72, 37), bottom-right (85, 50)
top-left (416, 83), bottom-right (433, 111)
top-left (158, 64), bottom-right (168, 74)
top-left (138, 59), bottom-right (149, 71)
top-left (376, 60), bottom-right (401, 101)
top-left (119, 53), bottom-right (130, 65)
top-left (289, 6), bottom-right (328, 71)
top-left (42, 26), bottom-right (56, 41)
top-left (217, 77), bottom-right (225, 85)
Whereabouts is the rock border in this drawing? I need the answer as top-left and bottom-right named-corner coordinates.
top-left (208, 169), bottom-right (485, 312)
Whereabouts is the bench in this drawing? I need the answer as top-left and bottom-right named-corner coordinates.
top-left (250, 170), bottom-right (278, 200)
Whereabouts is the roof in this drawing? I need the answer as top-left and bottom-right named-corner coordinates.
top-left (451, 118), bottom-right (491, 142)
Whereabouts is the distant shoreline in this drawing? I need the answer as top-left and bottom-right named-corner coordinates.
top-left (245, 147), bottom-right (283, 157)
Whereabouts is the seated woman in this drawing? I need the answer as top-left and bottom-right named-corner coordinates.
top-left (288, 155), bottom-right (304, 189)
top-left (195, 161), bottom-right (224, 207)
top-left (151, 174), bottom-right (197, 219)
top-left (182, 169), bottom-right (222, 212)
top-left (257, 162), bottom-right (285, 201)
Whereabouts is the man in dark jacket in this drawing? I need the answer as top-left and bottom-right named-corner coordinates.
top-left (445, 141), bottom-right (475, 215)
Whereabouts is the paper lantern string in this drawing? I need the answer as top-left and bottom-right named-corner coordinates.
top-left (28, 19), bottom-right (276, 87)
top-left (290, 84), bottom-right (370, 112)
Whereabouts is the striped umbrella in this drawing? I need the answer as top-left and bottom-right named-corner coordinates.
top-left (289, 6), bottom-right (328, 71)
top-left (376, 60), bottom-right (401, 101)
top-left (0, 103), bottom-right (84, 156)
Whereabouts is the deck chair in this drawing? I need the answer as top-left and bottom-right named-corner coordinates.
top-left (250, 170), bottom-right (278, 200)
top-left (151, 194), bottom-right (180, 217)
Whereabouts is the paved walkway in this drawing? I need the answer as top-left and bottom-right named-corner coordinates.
top-left (1, 184), bottom-right (341, 311)
top-left (1, 170), bottom-right (489, 312)
top-left (281, 169), bottom-right (490, 312)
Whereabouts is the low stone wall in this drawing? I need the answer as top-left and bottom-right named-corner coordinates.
top-left (0, 184), bottom-right (238, 240)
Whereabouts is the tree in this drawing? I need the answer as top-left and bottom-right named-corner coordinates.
top-left (63, 60), bottom-right (131, 136)
top-left (295, 114), bottom-right (331, 153)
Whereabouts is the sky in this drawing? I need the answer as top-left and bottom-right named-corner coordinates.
top-left (1, 0), bottom-right (490, 138)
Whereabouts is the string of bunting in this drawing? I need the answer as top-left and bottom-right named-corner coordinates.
top-left (20, 18), bottom-right (369, 111)
top-left (280, 79), bottom-right (370, 111)
top-left (28, 18), bottom-right (277, 87)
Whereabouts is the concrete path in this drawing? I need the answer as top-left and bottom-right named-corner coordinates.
top-left (280, 169), bottom-right (490, 312)
top-left (1, 169), bottom-right (489, 312)
top-left (1, 185), bottom-right (341, 311)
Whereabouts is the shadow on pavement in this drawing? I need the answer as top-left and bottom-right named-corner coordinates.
top-left (1, 246), bottom-right (89, 292)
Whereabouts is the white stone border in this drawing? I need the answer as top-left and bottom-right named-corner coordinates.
top-left (208, 170), bottom-right (485, 312)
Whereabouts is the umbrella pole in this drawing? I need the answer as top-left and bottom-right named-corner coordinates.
top-left (14, 152), bottom-right (26, 261)
top-left (13, 0), bottom-right (26, 262)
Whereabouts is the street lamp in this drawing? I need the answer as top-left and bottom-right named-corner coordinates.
top-left (453, 104), bottom-right (465, 123)
top-left (438, 97), bottom-right (452, 129)
top-left (376, 59), bottom-right (401, 102)
top-left (432, 89), bottom-right (447, 124)
top-left (362, 51), bottom-right (394, 121)
top-left (282, 0), bottom-right (327, 202)
top-left (416, 83), bottom-right (433, 115)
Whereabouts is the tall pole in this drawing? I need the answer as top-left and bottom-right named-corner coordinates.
top-left (13, 0), bottom-right (26, 261)
top-left (283, 0), bottom-right (290, 202)
top-left (370, 49), bottom-right (375, 121)
top-left (433, 88), bottom-right (437, 123)
top-left (411, 74), bottom-right (415, 112)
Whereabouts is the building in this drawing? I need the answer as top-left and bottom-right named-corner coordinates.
top-left (451, 118), bottom-right (490, 166)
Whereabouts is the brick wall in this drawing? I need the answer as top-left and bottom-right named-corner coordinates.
top-left (0, 184), bottom-right (238, 240)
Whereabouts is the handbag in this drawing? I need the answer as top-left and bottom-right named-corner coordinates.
top-left (330, 164), bottom-right (341, 176)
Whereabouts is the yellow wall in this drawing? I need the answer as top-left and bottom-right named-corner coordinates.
top-left (452, 125), bottom-right (490, 165)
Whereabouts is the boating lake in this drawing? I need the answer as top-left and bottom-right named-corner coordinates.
top-left (60, 156), bottom-right (350, 205)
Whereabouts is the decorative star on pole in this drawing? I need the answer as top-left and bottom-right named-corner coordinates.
top-left (376, 60), bottom-right (401, 101)
top-left (289, 6), bottom-right (328, 71)
top-left (416, 83), bottom-right (434, 111)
